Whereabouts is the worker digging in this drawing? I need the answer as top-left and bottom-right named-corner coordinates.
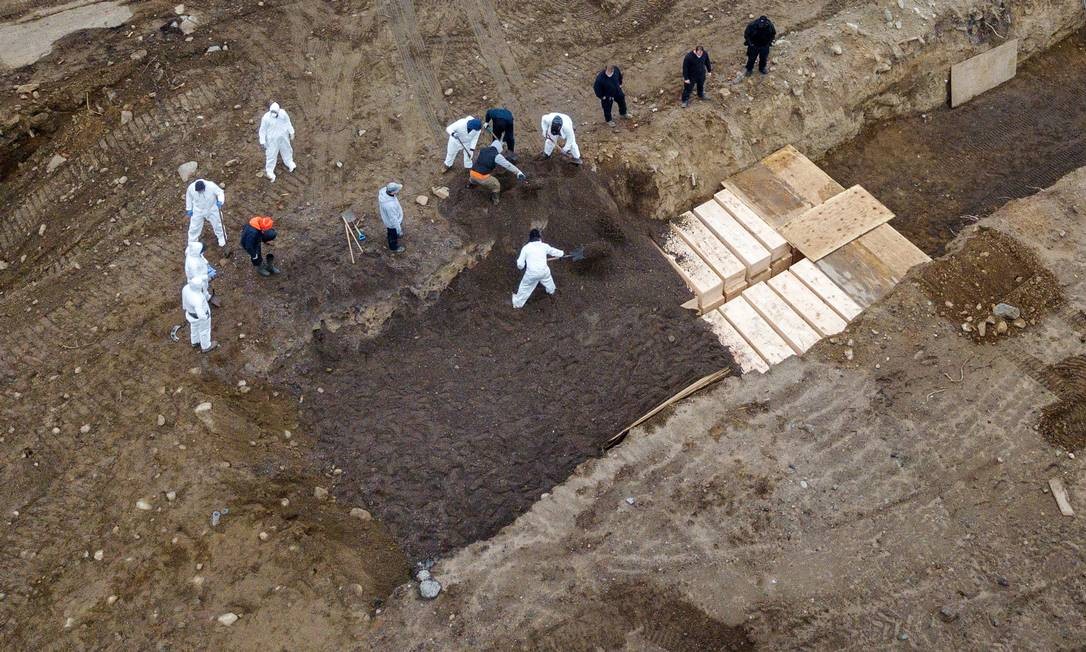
top-left (259, 101), bottom-right (297, 182)
top-left (443, 115), bottom-right (483, 171)
top-left (540, 112), bottom-right (582, 165)
top-left (511, 228), bottom-right (564, 309)
top-left (184, 178), bottom-right (227, 248)
top-left (469, 140), bottom-right (526, 204)
top-left (241, 215), bottom-right (280, 277)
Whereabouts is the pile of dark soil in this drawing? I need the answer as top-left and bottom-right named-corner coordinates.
top-left (299, 165), bottom-right (735, 557)
top-left (917, 228), bottom-right (1063, 342)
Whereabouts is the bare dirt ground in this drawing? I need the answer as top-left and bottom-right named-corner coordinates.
top-left (1, 0), bottom-right (1085, 648)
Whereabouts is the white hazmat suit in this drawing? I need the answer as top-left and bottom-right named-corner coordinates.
top-left (259, 102), bottom-right (296, 182)
top-left (377, 183), bottom-right (404, 235)
top-left (512, 239), bottom-right (564, 309)
top-left (444, 116), bottom-right (481, 168)
top-left (184, 242), bottom-right (212, 300)
top-left (185, 179), bottom-right (226, 246)
top-left (181, 275), bottom-right (214, 351)
top-left (540, 112), bottom-right (580, 161)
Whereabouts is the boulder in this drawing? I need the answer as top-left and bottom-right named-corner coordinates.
top-left (419, 579), bottom-right (442, 599)
top-left (993, 303), bottom-right (1020, 320)
top-left (46, 154), bottom-right (67, 174)
top-left (178, 161), bottom-right (198, 181)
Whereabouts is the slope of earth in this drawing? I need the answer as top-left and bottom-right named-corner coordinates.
top-left (366, 169), bottom-right (1086, 649)
top-left (820, 28), bottom-right (1086, 257)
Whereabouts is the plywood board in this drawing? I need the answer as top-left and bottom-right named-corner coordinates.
top-left (713, 189), bottom-right (790, 259)
top-left (789, 258), bottom-right (863, 321)
top-left (767, 271), bottom-right (848, 337)
top-left (658, 234), bottom-right (722, 307)
top-left (723, 164), bottom-right (811, 229)
top-left (761, 145), bottom-right (844, 204)
top-left (692, 200), bottom-right (771, 276)
top-left (780, 185), bottom-right (896, 261)
top-left (742, 282), bottom-right (822, 354)
top-left (720, 296), bottom-right (793, 365)
top-left (854, 224), bottom-right (931, 279)
top-left (670, 212), bottom-right (746, 290)
top-left (701, 310), bottom-right (769, 374)
top-left (951, 40), bottom-right (1018, 108)
top-left (815, 246), bottom-right (895, 308)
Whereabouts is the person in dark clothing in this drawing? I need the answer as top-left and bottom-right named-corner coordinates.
top-left (593, 64), bottom-right (630, 125)
top-left (484, 107), bottom-right (516, 157)
top-left (469, 140), bottom-right (525, 204)
top-left (240, 215), bottom-right (279, 277)
top-left (681, 46), bottom-right (712, 107)
top-left (744, 15), bottom-right (776, 75)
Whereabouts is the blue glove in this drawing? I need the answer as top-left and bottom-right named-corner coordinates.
top-left (186, 210), bottom-right (193, 217)
top-left (207, 264), bottom-right (218, 280)
top-left (216, 200), bottom-right (223, 208)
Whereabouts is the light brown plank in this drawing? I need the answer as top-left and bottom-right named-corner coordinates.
top-left (767, 271), bottom-right (848, 337)
top-left (671, 212), bottom-right (746, 290)
top-left (701, 310), bottom-right (770, 374)
top-left (742, 282), bottom-right (822, 354)
top-left (657, 234), bottom-right (722, 308)
top-left (1048, 478), bottom-right (1075, 517)
top-left (692, 200), bottom-right (771, 277)
top-left (720, 296), bottom-right (794, 365)
top-left (713, 189), bottom-right (790, 259)
top-left (951, 40), bottom-right (1018, 107)
top-left (723, 164), bottom-right (811, 229)
top-left (789, 258), bottom-right (863, 321)
top-left (854, 224), bottom-right (931, 280)
top-left (780, 185), bottom-right (896, 261)
top-left (761, 145), bottom-right (844, 204)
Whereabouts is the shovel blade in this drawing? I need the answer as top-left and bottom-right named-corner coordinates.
top-left (567, 246), bottom-right (585, 261)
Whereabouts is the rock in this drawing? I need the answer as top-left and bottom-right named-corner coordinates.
top-left (157, 414), bottom-right (166, 426)
top-left (314, 486), bottom-right (329, 501)
top-left (431, 186), bottom-right (450, 199)
top-left (39, 224), bottom-right (47, 236)
top-left (258, 531), bottom-right (269, 541)
top-left (114, 176), bottom-right (128, 186)
top-left (0, 260), bottom-right (8, 270)
top-left (415, 195), bottom-right (429, 206)
top-left (180, 16), bottom-right (198, 35)
top-left (444, 88), bottom-right (454, 96)
top-left (844, 348), bottom-right (854, 361)
top-left (831, 44), bottom-right (843, 55)
top-left (46, 154), bottom-right (67, 174)
top-left (135, 498), bottom-right (153, 511)
top-left (625, 497), bottom-right (635, 505)
top-left (217, 612), bottom-right (239, 626)
top-left (206, 45), bottom-right (221, 54)
top-left (1012, 318), bottom-right (1027, 329)
top-left (194, 401), bottom-right (212, 414)
top-left (875, 62), bottom-right (892, 74)
top-left (131, 49), bottom-right (148, 61)
top-left (15, 83), bottom-right (39, 94)
top-left (166, 490), bottom-right (177, 501)
top-left (349, 507), bottom-right (371, 520)
top-left (883, 8), bottom-right (894, 21)
top-left (120, 110), bottom-right (132, 125)
top-left (93, 549), bottom-right (104, 561)
top-left (175, 4), bottom-right (185, 14)
top-left (977, 321), bottom-right (986, 337)
top-left (107, 595), bottom-right (118, 605)
top-left (961, 322), bottom-right (973, 332)
top-left (415, 569), bottom-right (431, 582)
top-left (993, 303), bottom-right (1020, 320)
top-left (939, 605), bottom-right (959, 622)
top-left (178, 161), bottom-right (198, 181)
top-left (800, 480), bottom-right (809, 489)
top-left (419, 579), bottom-right (442, 599)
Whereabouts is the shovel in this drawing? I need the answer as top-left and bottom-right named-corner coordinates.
top-left (554, 246), bottom-right (585, 262)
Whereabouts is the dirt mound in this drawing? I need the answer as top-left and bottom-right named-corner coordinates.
top-left (1038, 355), bottom-right (1086, 452)
top-left (298, 167), bottom-right (735, 558)
top-left (917, 228), bottom-right (1063, 341)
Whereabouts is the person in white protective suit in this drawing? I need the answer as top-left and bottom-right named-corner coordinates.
top-left (185, 178), bottom-right (227, 247)
top-left (184, 241), bottom-right (220, 307)
top-left (377, 182), bottom-right (406, 253)
top-left (443, 116), bottom-right (483, 171)
top-left (259, 102), bottom-right (296, 182)
top-left (181, 275), bottom-right (217, 353)
top-left (512, 228), bottom-right (564, 309)
top-left (540, 112), bottom-right (582, 165)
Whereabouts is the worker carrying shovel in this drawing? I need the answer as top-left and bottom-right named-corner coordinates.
top-left (512, 228), bottom-right (564, 308)
top-left (443, 116), bottom-right (483, 172)
top-left (470, 140), bottom-right (525, 205)
top-left (540, 112), bottom-right (582, 165)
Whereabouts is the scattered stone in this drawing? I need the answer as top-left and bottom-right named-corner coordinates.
top-left (280, 498), bottom-right (290, 507)
top-left (993, 303), bottom-right (1020, 320)
top-left (415, 569), bottom-right (431, 582)
top-left (883, 8), bottom-right (894, 21)
top-left (131, 49), bottom-right (148, 61)
top-left (64, 617), bottom-right (75, 629)
top-left (415, 195), bottom-right (429, 206)
top-left (180, 16), bottom-right (199, 35)
top-left (349, 507), bottom-right (371, 520)
top-left (46, 154), bottom-right (67, 174)
top-left (80, 424), bottom-right (90, 434)
top-left (175, 4), bottom-right (185, 14)
top-left (799, 480), bottom-right (809, 489)
top-left (217, 612), bottom-right (239, 626)
top-left (977, 321), bottom-right (986, 337)
top-left (1012, 318), bottom-right (1027, 329)
top-left (844, 348), bottom-right (854, 361)
top-left (135, 498), bottom-right (153, 511)
top-left (258, 531), bottom-right (270, 541)
top-left (444, 88), bottom-right (454, 96)
top-left (996, 576), bottom-right (1010, 587)
top-left (335, 160), bottom-right (343, 168)
top-left (831, 43), bottom-right (843, 55)
top-left (157, 414), bottom-right (166, 426)
top-left (431, 186), bottom-right (450, 199)
top-left (166, 490), bottom-right (177, 501)
top-left (107, 595), bottom-right (118, 605)
top-left (206, 45), bottom-right (221, 54)
top-left (419, 579), bottom-right (442, 600)
top-left (93, 549), bottom-right (104, 561)
top-left (39, 223), bottom-right (47, 236)
top-left (120, 110), bottom-right (133, 125)
top-left (961, 322), bottom-right (973, 332)
top-left (624, 497), bottom-right (635, 505)
top-left (314, 486), bottom-right (330, 501)
top-left (178, 161), bottom-right (198, 181)
top-left (15, 82), bottom-right (39, 94)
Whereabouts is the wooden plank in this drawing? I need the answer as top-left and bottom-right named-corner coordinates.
top-left (761, 145), bottom-right (844, 204)
top-left (749, 268), bottom-right (771, 285)
top-left (1049, 478), bottom-right (1075, 517)
top-left (770, 256), bottom-right (791, 276)
top-left (692, 200), bottom-right (771, 277)
top-left (817, 245), bottom-right (897, 308)
top-left (670, 212), bottom-right (746, 290)
top-left (767, 271), bottom-right (848, 337)
top-left (723, 165), bottom-right (811, 229)
top-left (780, 185), bottom-right (896, 261)
top-left (951, 40), bottom-right (1018, 108)
top-left (742, 282), bottom-right (822, 354)
top-left (713, 189), bottom-right (790, 259)
top-left (701, 310), bottom-right (769, 374)
top-left (854, 224), bottom-right (931, 279)
top-left (789, 258), bottom-right (863, 321)
top-left (657, 234), bottom-right (722, 307)
top-left (720, 296), bottom-right (793, 365)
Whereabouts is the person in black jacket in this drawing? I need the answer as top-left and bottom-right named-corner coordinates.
top-left (681, 46), bottom-right (712, 107)
top-left (240, 216), bottom-right (279, 277)
top-left (593, 65), bottom-right (629, 125)
top-left (744, 15), bottom-right (776, 75)
top-left (484, 107), bottom-right (516, 157)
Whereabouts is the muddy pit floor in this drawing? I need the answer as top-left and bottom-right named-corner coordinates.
top-left (820, 28), bottom-right (1086, 256)
top-left (293, 169), bottom-right (735, 558)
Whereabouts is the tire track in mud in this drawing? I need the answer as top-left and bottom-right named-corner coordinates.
top-left (460, 0), bottom-right (527, 113)
top-left (380, 0), bottom-right (446, 145)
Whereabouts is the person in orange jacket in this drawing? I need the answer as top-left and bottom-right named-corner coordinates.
top-left (240, 216), bottom-right (279, 276)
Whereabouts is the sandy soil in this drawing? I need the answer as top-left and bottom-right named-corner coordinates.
top-left (0, 0), bottom-right (1084, 648)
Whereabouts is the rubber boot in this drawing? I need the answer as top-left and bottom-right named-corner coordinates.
top-left (266, 253), bottom-right (281, 275)
top-left (491, 193), bottom-right (500, 205)
top-left (201, 341), bottom-right (219, 353)
top-left (257, 261), bottom-right (272, 277)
